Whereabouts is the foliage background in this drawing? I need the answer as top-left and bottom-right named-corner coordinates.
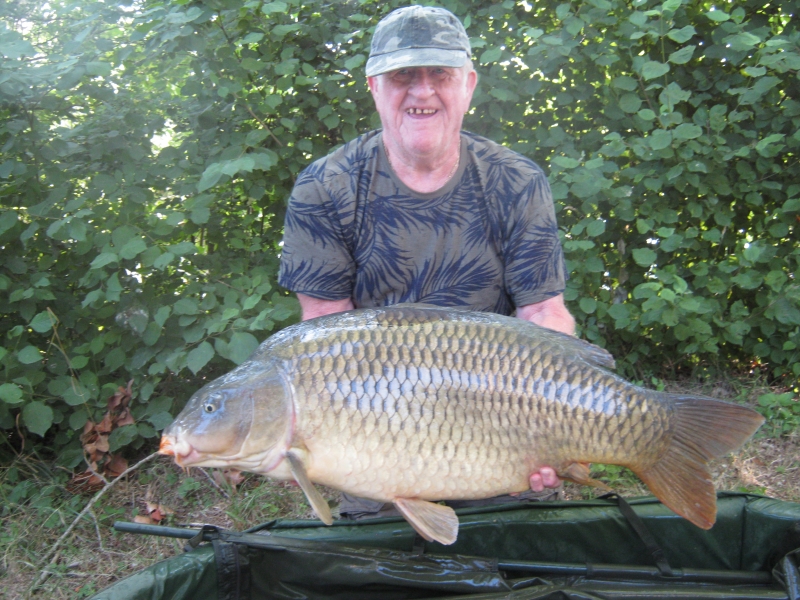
top-left (1, 0), bottom-right (798, 461)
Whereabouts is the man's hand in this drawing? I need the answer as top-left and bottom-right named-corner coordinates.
top-left (517, 294), bottom-right (575, 336)
top-left (530, 467), bottom-right (560, 492)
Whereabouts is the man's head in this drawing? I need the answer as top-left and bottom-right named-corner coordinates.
top-left (366, 7), bottom-right (476, 163)
top-left (365, 6), bottom-right (472, 77)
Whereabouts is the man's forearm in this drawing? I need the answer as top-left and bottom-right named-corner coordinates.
top-left (297, 293), bottom-right (355, 321)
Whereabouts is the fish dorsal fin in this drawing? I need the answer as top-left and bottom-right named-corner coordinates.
top-left (393, 498), bottom-right (458, 545)
top-left (286, 450), bottom-right (333, 525)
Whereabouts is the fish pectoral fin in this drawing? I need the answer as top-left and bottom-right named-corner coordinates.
top-left (393, 498), bottom-right (458, 546)
top-left (559, 462), bottom-right (613, 492)
top-left (285, 450), bottom-right (333, 525)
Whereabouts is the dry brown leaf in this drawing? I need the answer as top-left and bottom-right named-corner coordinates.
top-left (105, 454), bottom-right (128, 478)
top-left (95, 435), bottom-right (110, 453)
top-left (133, 515), bottom-right (156, 525)
top-left (95, 413), bottom-right (113, 434)
top-left (116, 411), bottom-right (135, 427)
top-left (213, 468), bottom-right (245, 489)
top-left (66, 471), bottom-right (104, 495)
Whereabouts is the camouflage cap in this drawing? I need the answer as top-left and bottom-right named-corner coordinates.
top-left (365, 6), bottom-right (472, 77)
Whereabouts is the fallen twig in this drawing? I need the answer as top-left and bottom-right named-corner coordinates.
top-left (198, 467), bottom-right (231, 499)
top-left (28, 451), bottom-right (159, 596)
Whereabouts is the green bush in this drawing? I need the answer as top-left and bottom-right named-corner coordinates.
top-left (1, 0), bottom-right (797, 459)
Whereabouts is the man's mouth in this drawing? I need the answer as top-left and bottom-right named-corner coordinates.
top-left (406, 108), bottom-right (437, 115)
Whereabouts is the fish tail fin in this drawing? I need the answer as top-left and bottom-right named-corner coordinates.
top-left (636, 395), bottom-right (764, 530)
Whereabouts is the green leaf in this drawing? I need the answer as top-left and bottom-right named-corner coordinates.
top-left (148, 411), bottom-right (175, 430)
top-left (479, 46), bottom-right (503, 64)
top-left (238, 32), bottom-right (264, 45)
top-left (585, 220), bottom-right (606, 237)
top-left (245, 129), bottom-right (269, 146)
top-left (119, 238), bottom-right (147, 259)
top-left (197, 163), bottom-right (224, 192)
top-left (705, 10), bottom-right (730, 22)
top-left (632, 248), bottom-right (657, 266)
top-left (667, 26), bottom-right (696, 43)
top-left (90, 253), bottom-right (119, 269)
top-left (0, 210), bottom-right (18, 235)
top-left (579, 297), bottom-right (597, 314)
top-left (642, 61), bottom-right (669, 80)
top-left (648, 129), bottom-right (672, 150)
top-left (187, 341), bottom-right (214, 374)
top-left (154, 252), bottom-right (175, 270)
top-left (23, 402), bottom-right (53, 437)
top-left (618, 94), bottom-right (642, 113)
top-left (174, 298), bottom-right (198, 315)
top-left (262, 1), bottom-right (287, 14)
top-left (673, 123), bottom-right (703, 140)
top-left (344, 54), bottom-right (365, 71)
top-left (743, 66), bottom-right (766, 77)
top-left (1, 38), bottom-right (37, 59)
top-left (109, 424), bottom-right (139, 452)
top-left (30, 311), bottom-right (55, 333)
top-left (668, 45), bottom-right (695, 65)
top-left (0, 383), bottom-right (23, 405)
top-left (725, 32), bottom-right (761, 51)
top-left (86, 62), bottom-right (112, 76)
top-left (62, 382), bottom-right (90, 406)
top-left (552, 156), bottom-right (580, 169)
top-left (228, 331), bottom-right (259, 364)
top-left (17, 345), bottom-right (42, 364)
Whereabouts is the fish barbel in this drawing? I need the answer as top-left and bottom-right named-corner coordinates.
top-left (160, 304), bottom-right (763, 545)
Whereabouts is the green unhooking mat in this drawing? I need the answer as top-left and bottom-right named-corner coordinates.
top-left (92, 492), bottom-right (800, 600)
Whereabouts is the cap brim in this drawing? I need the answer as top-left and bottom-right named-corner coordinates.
top-left (365, 48), bottom-right (469, 77)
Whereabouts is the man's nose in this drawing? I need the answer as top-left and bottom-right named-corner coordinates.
top-left (409, 72), bottom-right (436, 96)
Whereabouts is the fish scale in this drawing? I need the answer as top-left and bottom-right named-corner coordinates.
top-left (161, 304), bottom-right (764, 545)
top-left (290, 313), bottom-right (651, 501)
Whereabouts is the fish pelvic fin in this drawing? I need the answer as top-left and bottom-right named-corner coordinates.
top-left (559, 462), bottom-right (613, 492)
top-left (637, 395), bottom-right (764, 530)
top-left (393, 498), bottom-right (459, 546)
top-left (286, 450), bottom-right (333, 525)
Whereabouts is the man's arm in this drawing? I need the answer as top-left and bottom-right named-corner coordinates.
top-left (298, 293), bottom-right (354, 321)
top-left (516, 293), bottom-right (575, 336)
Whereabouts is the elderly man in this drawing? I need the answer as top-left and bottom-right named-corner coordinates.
top-left (278, 6), bottom-right (571, 517)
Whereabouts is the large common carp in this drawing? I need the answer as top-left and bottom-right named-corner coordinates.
top-left (160, 304), bottom-right (763, 545)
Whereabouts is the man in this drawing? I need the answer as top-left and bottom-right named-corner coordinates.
top-left (278, 6), bottom-right (570, 516)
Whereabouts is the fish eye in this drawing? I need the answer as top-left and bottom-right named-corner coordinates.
top-left (204, 402), bottom-right (216, 413)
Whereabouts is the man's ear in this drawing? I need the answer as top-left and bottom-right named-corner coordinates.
top-left (367, 75), bottom-right (379, 97)
top-left (464, 68), bottom-right (478, 105)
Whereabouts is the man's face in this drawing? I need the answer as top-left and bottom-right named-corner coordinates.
top-left (368, 66), bottom-right (477, 160)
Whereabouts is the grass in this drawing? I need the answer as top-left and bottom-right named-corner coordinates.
top-left (1, 376), bottom-right (798, 599)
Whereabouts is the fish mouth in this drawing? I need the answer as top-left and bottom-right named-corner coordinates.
top-left (159, 436), bottom-right (175, 456)
top-left (159, 434), bottom-right (204, 467)
top-left (159, 433), bottom-right (267, 470)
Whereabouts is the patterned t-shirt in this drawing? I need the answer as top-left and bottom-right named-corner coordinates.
top-left (278, 130), bottom-right (566, 316)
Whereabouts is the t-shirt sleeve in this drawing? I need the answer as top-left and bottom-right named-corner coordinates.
top-left (277, 169), bottom-right (355, 300)
top-left (503, 170), bottom-right (567, 308)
